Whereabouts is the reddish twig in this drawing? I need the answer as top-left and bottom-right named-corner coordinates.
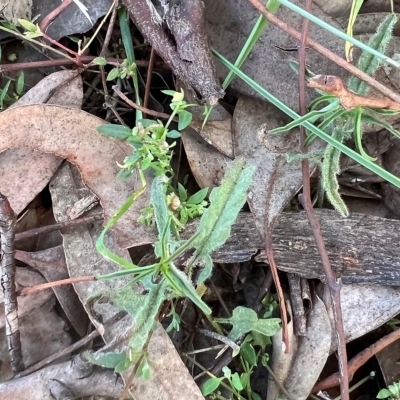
top-left (0, 57), bottom-right (157, 73)
top-left (15, 215), bottom-right (103, 242)
top-left (313, 327), bottom-right (400, 393)
top-left (245, 0), bottom-right (400, 105)
top-left (39, 0), bottom-right (74, 33)
top-left (0, 193), bottom-right (24, 373)
top-left (112, 85), bottom-right (170, 119)
top-left (265, 232), bottom-right (289, 352)
top-left (143, 48), bottom-right (156, 118)
top-left (297, 2), bottom-right (349, 398)
top-left (18, 276), bottom-right (96, 296)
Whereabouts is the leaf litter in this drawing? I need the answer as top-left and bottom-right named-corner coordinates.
top-left (1, 1), bottom-right (400, 399)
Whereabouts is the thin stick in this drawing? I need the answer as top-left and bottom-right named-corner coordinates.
top-left (112, 85), bottom-right (170, 119)
top-left (297, 1), bottom-right (349, 398)
top-left (39, 0), bottom-right (74, 33)
top-left (15, 215), bottom-right (103, 242)
top-left (0, 57), bottom-right (154, 73)
top-left (18, 276), bottom-right (96, 296)
top-left (265, 233), bottom-right (289, 352)
top-left (0, 193), bottom-right (24, 373)
top-left (245, 0), bottom-right (400, 105)
top-left (143, 48), bottom-right (156, 118)
top-left (13, 311), bottom-right (127, 379)
top-left (313, 327), bottom-right (400, 392)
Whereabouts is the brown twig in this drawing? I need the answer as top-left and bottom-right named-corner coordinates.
top-left (246, 0), bottom-right (400, 105)
top-left (0, 57), bottom-right (156, 73)
top-left (297, 2), bottom-right (349, 397)
top-left (143, 48), bottom-right (156, 118)
top-left (313, 327), bottom-right (400, 392)
top-left (112, 85), bottom-right (170, 119)
top-left (265, 233), bottom-right (289, 352)
top-left (13, 310), bottom-right (127, 379)
top-left (39, 0), bottom-right (74, 33)
top-left (18, 276), bottom-right (96, 296)
top-left (15, 215), bottom-right (103, 242)
top-left (0, 193), bottom-right (24, 373)
top-left (99, 1), bottom-right (118, 59)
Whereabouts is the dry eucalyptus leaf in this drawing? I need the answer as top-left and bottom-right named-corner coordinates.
top-left (233, 95), bottom-right (324, 237)
top-left (0, 297), bottom-right (71, 382)
top-left (320, 283), bottom-right (400, 353)
top-left (0, 354), bottom-right (123, 399)
top-left (15, 246), bottom-right (88, 337)
top-left (268, 294), bottom-right (331, 400)
top-left (181, 126), bottom-right (230, 189)
top-left (0, 104), bottom-right (154, 248)
top-left (190, 118), bottom-right (234, 158)
top-left (0, 70), bottom-right (83, 215)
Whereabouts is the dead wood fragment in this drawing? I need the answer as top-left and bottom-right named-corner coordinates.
top-left (0, 193), bottom-right (24, 373)
top-left (122, 0), bottom-right (224, 104)
top-left (288, 274), bottom-right (307, 336)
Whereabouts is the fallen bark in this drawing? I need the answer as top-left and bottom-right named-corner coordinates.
top-left (205, 210), bottom-right (400, 285)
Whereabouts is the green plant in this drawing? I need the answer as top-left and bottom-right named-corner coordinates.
top-left (377, 380), bottom-right (400, 399)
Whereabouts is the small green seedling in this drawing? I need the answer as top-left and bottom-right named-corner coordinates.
top-left (377, 381), bottom-right (400, 399)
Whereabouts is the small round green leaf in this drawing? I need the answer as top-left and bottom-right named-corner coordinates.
top-left (97, 124), bottom-right (132, 139)
top-left (201, 377), bottom-right (223, 396)
top-left (178, 110), bottom-right (192, 130)
top-left (376, 388), bottom-right (393, 399)
top-left (93, 57), bottom-right (107, 66)
top-left (167, 129), bottom-right (181, 138)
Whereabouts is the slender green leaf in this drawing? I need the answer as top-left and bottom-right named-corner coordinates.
top-left (354, 107), bottom-right (376, 161)
top-left (178, 183), bottom-right (187, 202)
top-left (97, 124), bottom-right (132, 139)
top-left (187, 187), bottom-right (208, 205)
top-left (150, 176), bottom-right (169, 237)
top-left (345, 0), bottom-right (364, 62)
top-left (361, 114), bottom-right (400, 139)
top-left (107, 68), bottom-right (120, 81)
top-left (191, 157), bottom-right (255, 276)
top-left (0, 79), bottom-right (11, 109)
top-left (18, 19), bottom-right (38, 32)
top-left (86, 351), bottom-right (129, 369)
top-left (349, 13), bottom-right (398, 95)
top-left (240, 342), bottom-right (257, 367)
top-left (16, 72), bottom-right (24, 96)
top-left (231, 373), bottom-right (244, 391)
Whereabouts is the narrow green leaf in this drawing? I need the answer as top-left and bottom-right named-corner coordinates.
top-left (107, 68), bottom-right (120, 81)
top-left (0, 79), bottom-right (11, 109)
top-left (354, 107), bottom-right (376, 161)
top-left (361, 114), bottom-right (400, 139)
top-left (201, 377), bottom-right (223, 396)
top-left (18, 19), bottom-right (38, 32)
top-left (348, 13), bottom-right (398, 95)
top-left (16, 72), bottom-right (24, 96)
top-left (118, 8), bottom-right (135, 63)
top-left (191, 157), bottom-right (255, 277)
top-left (231, 373), bottom-right (244, 391)
top-left (97, 124), bottom-right (132, 139)
top-left (178, 183), bottom-right (187, 202)
top-left (187, 187), bottom-right (208, 205)
top-left (345, 0), bottom-right (364, 62)
top-left (240, 342), bottom-right (257, 367)
top-left (150, 176), bottom-right (169, 237)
